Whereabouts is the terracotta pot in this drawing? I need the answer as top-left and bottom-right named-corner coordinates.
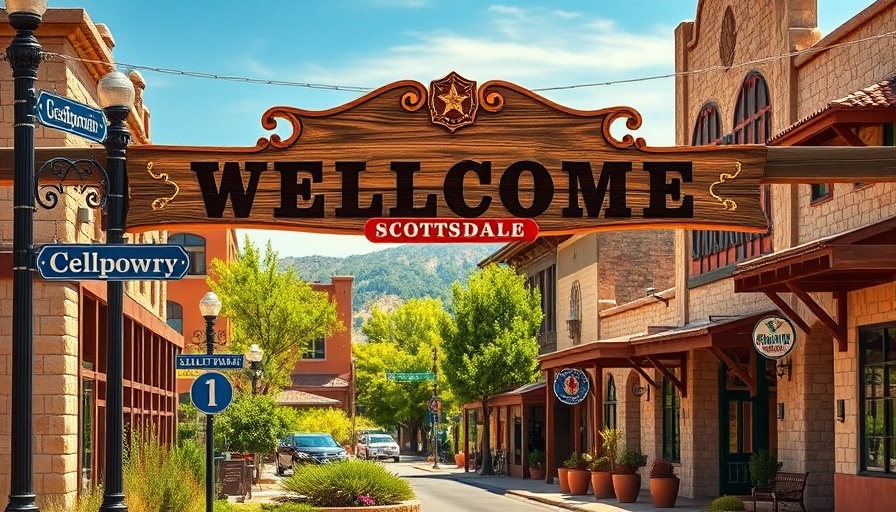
top-left (650, 477), bottom-right (680, 508)
top-left (591, 470), bottom-right (615, 499)
top-left (454, 453), bottom-right (465, 468)
top-left (612, 473), bottom-right (642, 503)
top-left (557, 467), bottom-right (570, 493)
top-left (567, 468), bottom-right (591, 495)
top-left (529, 467), bottom-right (545, 480)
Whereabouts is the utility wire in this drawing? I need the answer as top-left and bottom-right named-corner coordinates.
top-left (47, 29), bottom-right (895, 95)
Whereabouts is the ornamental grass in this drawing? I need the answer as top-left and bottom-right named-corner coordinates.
top-left (279, 459), bottom-right (415, 507)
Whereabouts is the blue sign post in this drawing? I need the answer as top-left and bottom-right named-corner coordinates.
top-left (190, 372), bottom-right (234, 415)
top-left (36, 244), bottom-right (190, 281)
top-left (35, 90), bottom-right (108, 143)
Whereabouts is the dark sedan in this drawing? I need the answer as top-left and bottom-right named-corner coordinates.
top-left (275, 432), bottom-right (348, 475)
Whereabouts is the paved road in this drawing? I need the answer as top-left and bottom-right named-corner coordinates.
top-left (391, 461), bottom-right (565, 512)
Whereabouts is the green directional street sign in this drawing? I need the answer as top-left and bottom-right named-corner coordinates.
top-left (386, 372), bottom-right (434, 382)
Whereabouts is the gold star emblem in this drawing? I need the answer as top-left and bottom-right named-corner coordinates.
top-left (438, 83), bottom-right (468, 115)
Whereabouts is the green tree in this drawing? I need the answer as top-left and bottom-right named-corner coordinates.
top-left (355, 298), bottom-right (452, 453)
top-left (214, 393), bottom-right (297, 456)
top-left (209, 237), bottom-right (343, 391)
top-left (440, 264), bottom-right (542, 475)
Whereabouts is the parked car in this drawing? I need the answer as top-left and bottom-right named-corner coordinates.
top-left (275, 432), bottom-right (348, 475)
top-left (356, 433), bottom-right (400, 462)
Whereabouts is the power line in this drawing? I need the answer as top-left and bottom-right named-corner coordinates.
top-left (47, 29), bottom-right (896, 95)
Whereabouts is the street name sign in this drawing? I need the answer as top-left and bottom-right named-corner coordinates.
top-left (190, 371), bottom-right (233, 415)
top-left (36, 244), bottom-right (190, 281)
top-left (386, 372), bottom-right (434, 382)
top-left (35, 90), bottom-right (108, 143)
top-left (176, 354), bottom-right (245, 370)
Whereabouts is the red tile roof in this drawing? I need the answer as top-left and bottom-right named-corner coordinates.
top-left (275, 389), bottom-right (340, 406)
top-left (769, 76), bottom-right (896, 143)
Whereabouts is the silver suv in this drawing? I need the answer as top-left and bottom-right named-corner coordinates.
top-left (356, 433), bottom-right (400, 462)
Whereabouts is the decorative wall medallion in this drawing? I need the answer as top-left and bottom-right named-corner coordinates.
top-left (720, 6), bottom-right (737, 69)
top-left (554, 368), bottom-right (590, 405)
top-left (752, 315), bottom-right (797, 360)
top-left (429, 72), bottom-right (478, 132)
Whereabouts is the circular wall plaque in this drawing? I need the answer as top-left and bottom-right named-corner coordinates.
top-left (553, 368), bottom-right (590, 405)
top-left (752, 315), bottom-right (798, 360)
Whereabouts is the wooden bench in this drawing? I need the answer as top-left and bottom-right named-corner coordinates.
top-left (751, 472), bottom-right (808, 512)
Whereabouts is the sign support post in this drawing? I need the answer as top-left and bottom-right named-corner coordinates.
top-left (431, 347), bottom-right (440, 470)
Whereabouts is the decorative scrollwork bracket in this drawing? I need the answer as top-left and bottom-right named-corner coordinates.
top-left (34, 157), bottom-right (109, 210)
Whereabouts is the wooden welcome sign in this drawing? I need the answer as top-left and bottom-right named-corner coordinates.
top-left (118, 72), bottom-right (768, 235)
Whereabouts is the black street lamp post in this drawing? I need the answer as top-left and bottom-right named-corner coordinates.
top-left (246, 343), bottom-right (263, 395)
top-left (199, 292), bottom-right (223, 512)
top-left (97, 70), bottom-right (135, 512)
top-left (4, 1), bottom-right (46, 510)
top-left (431, 347), bottom-right (440, 470)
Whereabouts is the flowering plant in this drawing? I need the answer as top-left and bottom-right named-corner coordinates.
top-left (356, 494), bottom-right (376, 506)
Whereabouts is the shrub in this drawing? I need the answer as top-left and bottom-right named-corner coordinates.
top-left (41, 484), bottom-right (103, 512)
top-left (527, 449), bottom-right (545, 469)
top-left (589, 455), bottom-right (612, 472)
top-left (280, 459), bottom-right (415, 507)
top-left (292, 407), bottom-right (355, 446)
top-left (748, 449), bottom-right (782, 489)
top-left (261, 504), bottom-right (320, 512)
top-left (599, 427), bottom-right (621, 471)
top-left (562, 451), bottom-right (592, 469)
top-left (707, 495), bottom-right (745, 511)
top-left (615, 449), bottom-right (647, 475)
top-left (124, 429), bottom-right (204, 512)
top-left (649, 458), bottom-right (677, 478)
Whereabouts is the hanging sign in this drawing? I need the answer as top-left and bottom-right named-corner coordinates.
top-left (91, 71), bottom-right (768, 235)
top-left (553, 368), bottom-right (590, 405)
top-left (752, 315), bottom-right (797, 360)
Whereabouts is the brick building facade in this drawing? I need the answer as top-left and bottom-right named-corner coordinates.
top-left (488, 2), bottom-right (896, 511)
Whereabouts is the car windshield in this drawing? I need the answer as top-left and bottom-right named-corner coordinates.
top-left (294, 435), bottom-right (339, 448)
top-left (368, 435), bottom-right (395, 444)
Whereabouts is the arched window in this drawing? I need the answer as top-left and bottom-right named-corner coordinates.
top-left (691, 102), bottom-right (722, 146)
top-left (169, 233), bottom-right (206, 275)
top-left (690, 73), bottom-right (774, 279)
top-left (604, 375), bottom-right (617, 430)
top-left (732, 72), bottom-right (771, 144)
top-left (166, 301), bottom-right (183, 334)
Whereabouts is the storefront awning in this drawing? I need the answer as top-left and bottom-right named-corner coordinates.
top-left (733, 216), bottom-right (896, 352)
top-left (538, 310), bottom-right (774, 397)
top-left (463, 381), bottom-right (547, 410)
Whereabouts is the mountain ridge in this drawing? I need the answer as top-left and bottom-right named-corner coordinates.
top-left (281, 243), bottom-right (502, 336)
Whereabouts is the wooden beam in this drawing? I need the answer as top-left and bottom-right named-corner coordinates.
top-left (645, 356), bottom-right (687, 398)
top-left (708, 347), bottom-right (757, 396)
top-left (627, 357), bottom-right (657, 388)
top-left (545, 368), bottom-right (554, 484)
top-left (832, 125), bottom-right (867, 147)
top-left (837, 291), bottom-right (848, 352)
top-left (787, 283), bottom-right (848, 352)
top-left (763, 146), bottom-right (896, 184)
top-left (764, 292), bottom-right (813, 334)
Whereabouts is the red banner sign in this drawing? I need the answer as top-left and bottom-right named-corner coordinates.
top-left (363, 218), bottom-right (539, 243)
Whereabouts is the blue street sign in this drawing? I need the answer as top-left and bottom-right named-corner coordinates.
top-left (176, 354), bottom-right (245, 371)
top-left (36, 244), bottom-right (190, 281)
top-left (35, 90), bottom-right (108, 143)
top-left (190, 371), bottom-right (234, 415)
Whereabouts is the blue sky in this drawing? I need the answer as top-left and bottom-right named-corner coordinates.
top-left (46, 0), bottom-right (875, 258)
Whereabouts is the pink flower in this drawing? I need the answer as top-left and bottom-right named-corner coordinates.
top-left (357, 494), bottom-right (376, 506)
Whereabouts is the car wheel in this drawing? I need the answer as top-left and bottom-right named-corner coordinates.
top-left (393, 456), bottom-right (400, 463)
top-left (276, 461), bottom-right (285, 476)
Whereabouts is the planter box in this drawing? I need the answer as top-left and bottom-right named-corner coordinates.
top-left (318, 500), bottom-right (422, 512)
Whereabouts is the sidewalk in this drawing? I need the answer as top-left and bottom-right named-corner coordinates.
top-left (411, 463), bottom-right (717, 512)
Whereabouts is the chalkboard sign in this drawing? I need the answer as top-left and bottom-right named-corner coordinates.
top-left (218, 459), bottom-right (247, 497)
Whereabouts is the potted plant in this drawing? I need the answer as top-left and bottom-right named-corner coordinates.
top-left (649, 458), bottom-right (680, 508)
top-left (527, 450), bottom-right (545, 480)
top-left (564, 451), bottom-right (593, 495)
top-left (558, 452), bottom-right (574, 492)
top-left (591, 427), bottom-right (620, 500)
top-left (589, 454), bottom-right (615, 499)
top-left (612, 448), bottom-right (647, 503)
top-left (749, 449), bottom-right (782, 491)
